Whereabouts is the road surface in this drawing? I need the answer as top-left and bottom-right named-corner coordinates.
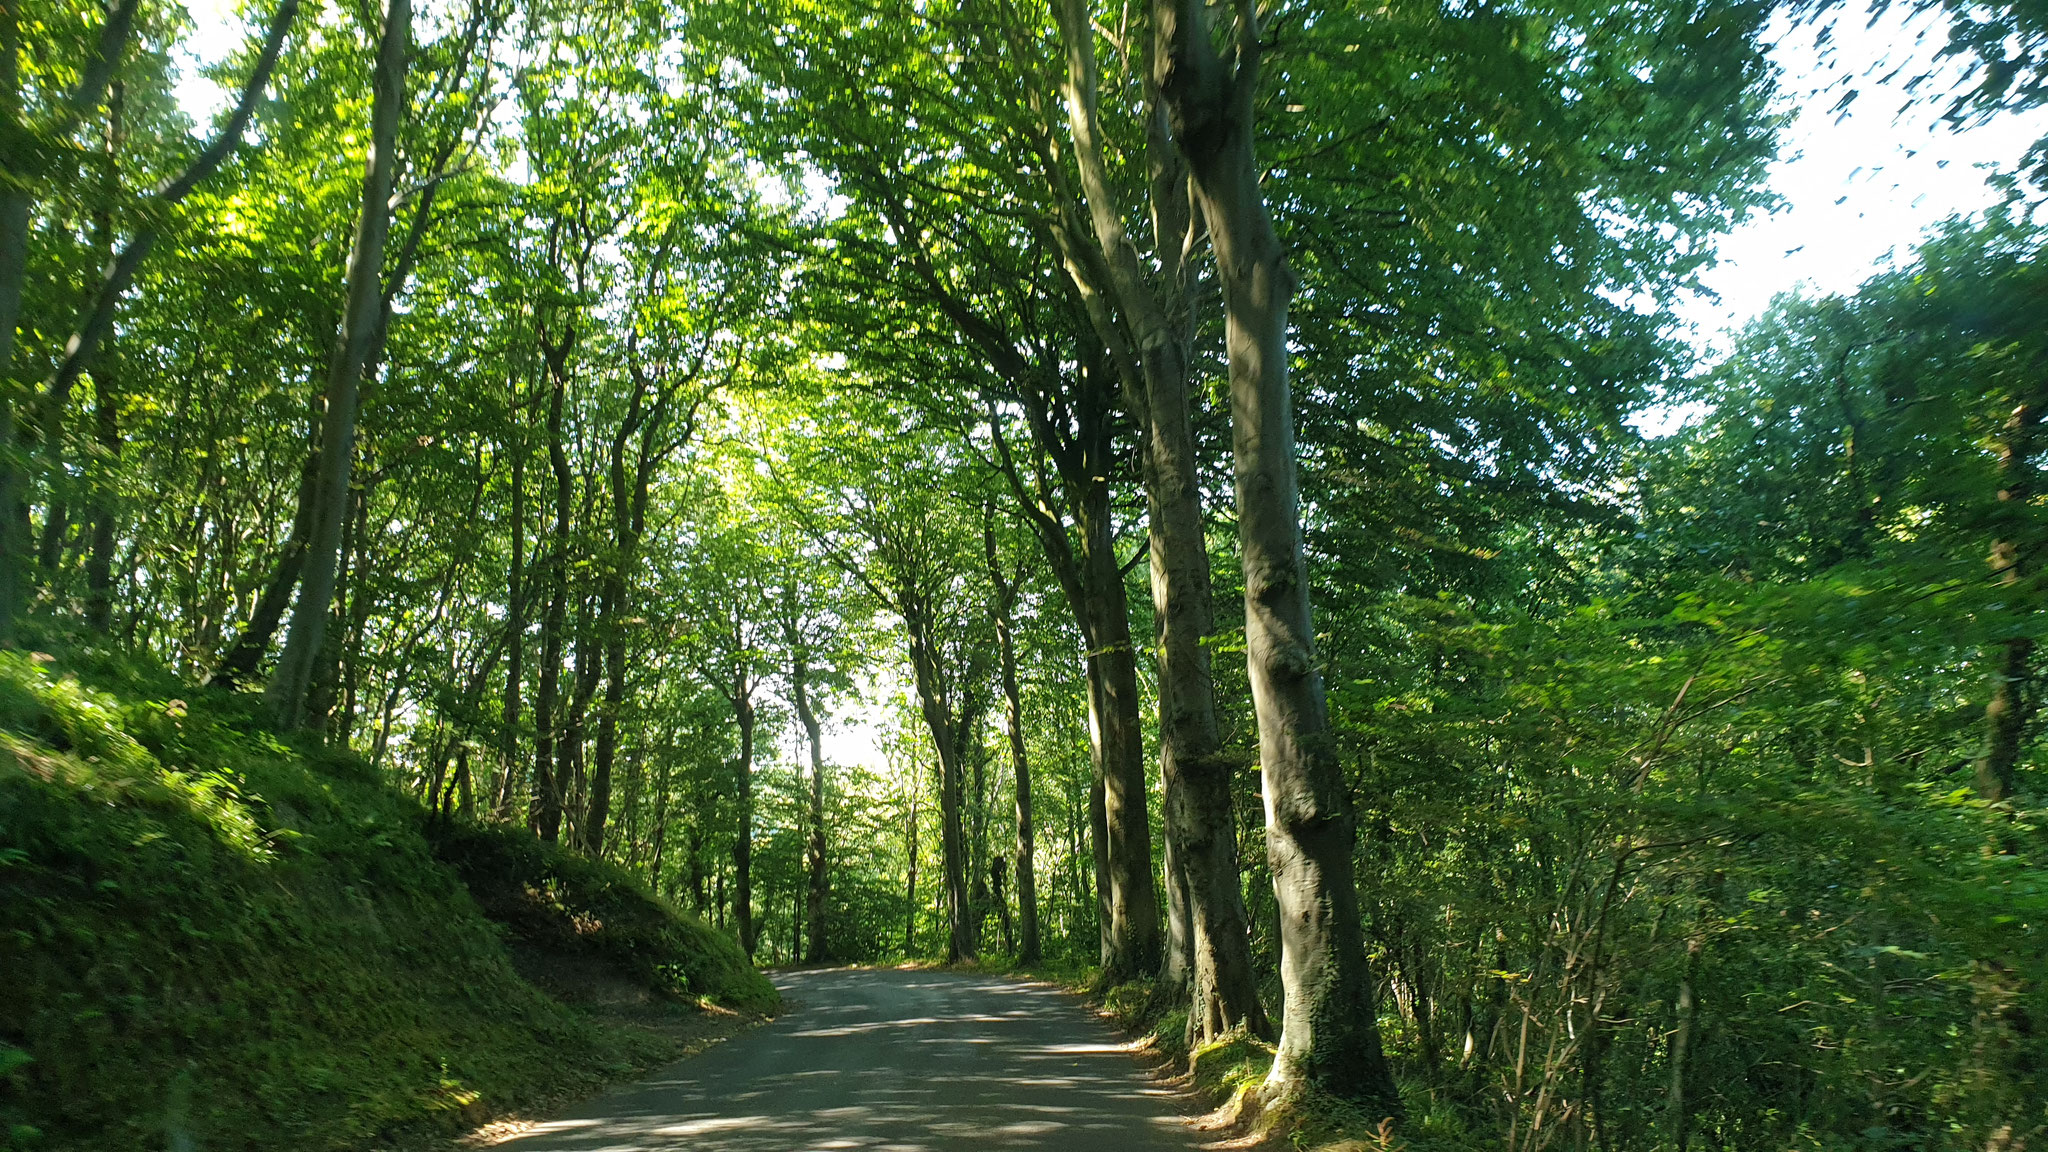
top-left (499, 967), bottom-right (1201, 1151)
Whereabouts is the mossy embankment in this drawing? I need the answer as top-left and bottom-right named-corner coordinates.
top-left (0, 650), bottom-right (774, 1152)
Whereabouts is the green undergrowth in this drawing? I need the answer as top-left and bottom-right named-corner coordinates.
top-left (430, 820), bottom-right (777, 1013)
top-left (0, 650), bottom-right (769, 1152)
top-left (1089, 975), bottom-right (1461, 1152)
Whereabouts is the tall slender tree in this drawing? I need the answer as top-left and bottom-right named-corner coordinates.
top-left (268, 0), bottom-right (411, 725)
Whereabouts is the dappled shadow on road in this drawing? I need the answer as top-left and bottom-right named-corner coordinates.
top-left (497, 970), bottom-right (1193, 1151)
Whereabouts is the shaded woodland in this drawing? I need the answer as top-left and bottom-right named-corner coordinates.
top-left (3, 0), bottom-right (2047, 1147)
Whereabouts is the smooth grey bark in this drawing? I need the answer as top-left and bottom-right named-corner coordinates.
top-left (1077, 487), bottom-right (1157, 978)
top-left (1085, 657), bottom-right (1113, 966)
top-left (985, 376), bottom-right (1158, 980)
top-left (1047, 0), bottom-right (1266, 1039)
top-left (266, 0), bottom-right (409, 726)
top-left (985, 520), bottom-right (1040, 964)
top-left (1139, 298), bottom-right (1273, 1044)
top-left (1153, 0), bottom-right (1398, 1111)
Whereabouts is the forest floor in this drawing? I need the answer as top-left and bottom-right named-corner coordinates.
top-left (459, 966), bottom-right (1206, 1151)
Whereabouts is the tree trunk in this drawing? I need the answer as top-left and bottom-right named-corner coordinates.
top-left (328, 470), bottom-right (376, 739)
top-left (793, 653), bottom-right (830, 962)
top-left (561, 598), bottom-right (600, 846)
top-left (454, 745), bottom-right (473, 819)
top-left (495, 433), bottom-right (526, 817)
top-left (905, 770), bottom-right (921, 955)
top-left (83, 81), bottom-right (125, 634)
top-left (986, 528), bottom-right (1041, 964)
top-left (733, 684), bottom-right (757, 956)
top-left (84, 371), bottom-right (118, 632)
top-left (210, 444), bottom-right (317, 687)
top-left (0, 0), bottom-right (28, 648)
top-left (266, 0), bottom-right (409, 726)
top-left (1087, 671), bottom-right (1112, 968)
top-left (647, 748), bottom-right (671, 888)
top-left (588, 398), bottom-right (651, 855)
top-left (1976, 398), bottom-right (2041, 804)
top-left (1049, 0), bottom-right (1264, 1034)
top-left (1154, 0), bottom-right (1397, 1110)
top-left (928, 701), bottom-right (974, 962)
top-left (689, 823), bottom-right (706, 913)
top-left (940, 732), bottom-right (971, 962)
top-left (528, 329), bottom-right (573, 842)
top-left (35, 495), bottom-right (64, 577)
top-left (899, 606), bottom-right (978, 963)
top-left (969, 731), bottom-right (991, 955)
top-left (588, 626), bottom-right (622, 854)
top-left (1160, 821), bottom-right (1192, 994)
top-left (1977, 635), bottom-right (2033, 804)
top-left (1077, 482), bottom-right (1160, 980)
top-left (1667, 930), bottom-right (1703, 1152)
top-left (1145, 309), bottom-right (1268, 1043)
top-left (972, 323), bottom-right (1154, 978)
top-left (993, 855), bottom-right (1013, 954)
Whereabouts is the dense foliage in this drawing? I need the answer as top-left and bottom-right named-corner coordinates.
top-left (1, 0), bottom-right (2042, 1147)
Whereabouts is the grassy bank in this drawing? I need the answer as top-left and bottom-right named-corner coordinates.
top-left (0, 650), bottom-right (772, 1151)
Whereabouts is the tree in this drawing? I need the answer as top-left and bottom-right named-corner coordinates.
top-left (680, 505), bottom-right (779, 957)
top-left (1145, 0), bottom-right (1397, 1106)
top-left (770, 528), bottom-right (864, 962)
top-left (266, 0), bottom-right (412, 726)
top-left (983, 507), bottom-right (1041, 964)
top-left (763, 389), bottom-right (999, 963)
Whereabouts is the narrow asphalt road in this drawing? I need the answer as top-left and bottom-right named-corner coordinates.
top-left (498, 967), bottom-right (1201, 1151)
